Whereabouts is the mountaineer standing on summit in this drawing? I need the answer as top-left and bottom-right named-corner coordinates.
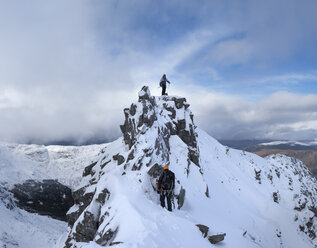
top-left (159, 74), bottom-right (171, 96)
top-left (157, 164), bottom-right (175, 211)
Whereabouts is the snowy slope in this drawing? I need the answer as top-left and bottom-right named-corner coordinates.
top-left (0, 142), bottom-right (107, 247)
top-left (0, 142), bottom-right (107, 189)
top-left (197, 132), bottom-right (317, 247)
top-left (59, 86), bottom-right (317, 248)
top-left (0, 186), bottom-right (67, 248)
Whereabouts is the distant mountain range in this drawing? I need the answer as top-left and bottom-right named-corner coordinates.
top-left (219, 140), bottom-right (317, 151)
top-left (220, 140), bottom-right (317, 176)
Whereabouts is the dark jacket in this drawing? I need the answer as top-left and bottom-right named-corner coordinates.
top-left (157, 169), bottom-right (175, 191)
top-left (159, 75), bottom-right (171, 87)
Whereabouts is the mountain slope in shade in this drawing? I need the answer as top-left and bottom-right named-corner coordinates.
top-left (59, 87), bottom-right (317, 248)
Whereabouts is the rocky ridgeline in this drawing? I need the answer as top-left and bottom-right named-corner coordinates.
top-left (265, 154), bottom-right (317, 240)
top-left (120, 86), bottom-right (199, 169)
top-left (241, 150), bottom-right (317, 244)
top-left (61, 87), bottom-right (317, 248)
top-left (63, 86), bottom-right (203, 247)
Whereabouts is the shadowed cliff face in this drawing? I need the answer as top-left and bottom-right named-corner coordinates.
top-left (10, 179), bottom-right (74, 221)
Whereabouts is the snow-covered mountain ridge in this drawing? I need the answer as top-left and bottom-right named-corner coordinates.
top-left (0, 142), bottom-right (107, 247)
top-left (260, 140), bottom-right (317, 147)
top-left (59, 86), bottom-right (317, 248)
top-left (0, 142), bottom-right (106, 189)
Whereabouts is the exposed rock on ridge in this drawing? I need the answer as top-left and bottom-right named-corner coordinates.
top-left (120, 86), bottom-right (199, 169)
top-left (63, 86), bottom-right (203, 247)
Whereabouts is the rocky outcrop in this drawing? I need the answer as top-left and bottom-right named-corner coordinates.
top-left (208, 233), bottom-right (226, 244)
top-left (62, 86), bottom-right (203, 247)
top-left (176, 187), bottom-right (186, 209)
top-left (83, 161), bottom-right (97, 177)
top-left (147, 163), bottom-right (163, 178)
top-left (196, 224), bottom-right (226, 245)
top-left (120, 86), bottom-right (200, 168)
top-left (10, 179), bottom-right (73, 221)
top-left (59, 86), bottom-right (317, 248)
top-left (196, 224), bottom-right (209, 238)
top-left (273, 191), bottom-right (280, 203)
top-left (67, 185), bottom-right (97, 227)
top-left (95, 227), bottom-right (118, 246)
top-left (112, 154), bottom-right (125, 165)
top-left (265, 154), bottom-right (317, 243)
top-left (0, 186), bottom-right (15, 210)
top-left (0, 232), bottom-right (19, 247)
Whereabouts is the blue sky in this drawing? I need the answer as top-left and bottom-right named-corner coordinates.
top-left (90, 0), bottom-right (317, 99)
top-left (0, 0), bottom-right (316, 144)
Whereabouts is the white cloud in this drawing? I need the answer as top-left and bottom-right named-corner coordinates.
top-left (257, 73), bottom-right (317, 85)
top-left (210, 39), bottom-right (255, 65)
top-left (176, 88), bottom-right (317, 140)
top-left (0, 1), bottom-right (316, 144)
top-left (0, 1), bottom-right (139, 143)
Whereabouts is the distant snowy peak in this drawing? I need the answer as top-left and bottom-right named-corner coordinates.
top-left (260, 140), bottom-right (317, 148)
top-left (0, 142), bottom-right (106, 189)
top-left (260, 141), bottom-right (308, 146)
